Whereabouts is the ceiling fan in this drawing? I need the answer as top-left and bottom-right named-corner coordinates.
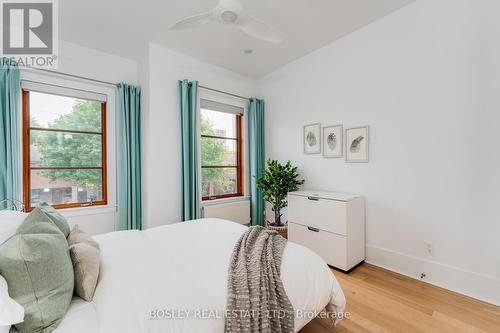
top-left (170, 0), bottom-right (285, 43)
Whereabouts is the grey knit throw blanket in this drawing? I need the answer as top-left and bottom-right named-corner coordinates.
top-left (224, 226), bottom-right (295, 333)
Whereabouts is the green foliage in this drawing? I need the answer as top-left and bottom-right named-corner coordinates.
top-left (48, 100), bottom-right (101, 132)
top-left (200, 115), bottom-right (236, 194)
top-left (34, 100), bottom-right (102, 187)
top-left (200, 116), bottom-right (225, 181)
top-left (256, 159), bottom-right (304, 226)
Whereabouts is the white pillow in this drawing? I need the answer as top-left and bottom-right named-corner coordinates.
top-left (0, 275), bottom-right (24, 333)
top-left (0, 211), bottom-right (27, 245)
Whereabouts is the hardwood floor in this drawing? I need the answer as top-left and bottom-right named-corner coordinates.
top-left (299, 264), bottom-right (500, 333)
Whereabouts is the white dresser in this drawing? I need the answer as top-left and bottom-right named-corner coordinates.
top-left (287, 190), bottom-right (365, 272)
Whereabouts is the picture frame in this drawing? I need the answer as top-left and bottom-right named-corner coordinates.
top-left (345, 126), bottom-right (369, 163)
top-left (303, 123), bottom-right (321, 154)
top-left (322, 124), bottom-right (343, 158)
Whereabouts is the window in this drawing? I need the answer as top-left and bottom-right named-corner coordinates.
top-left (200, 99), bottom-right (243, 200)
top-left (22, 83), bottom-right (107, 210)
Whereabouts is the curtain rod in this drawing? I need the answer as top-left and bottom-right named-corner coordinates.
top-left (21, 68), bottom-right (251, 101)
top-left (22, 67), bottom-right (118, 87)
top-left (199, 85), bottom-right (250, 101)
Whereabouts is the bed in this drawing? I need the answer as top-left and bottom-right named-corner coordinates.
top-left (53, 218), bottom-right (346, 333)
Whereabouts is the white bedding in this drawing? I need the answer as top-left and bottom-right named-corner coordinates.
top-left (55, 218), bottom-right (345, 333)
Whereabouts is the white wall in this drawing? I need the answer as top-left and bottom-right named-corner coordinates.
top-left (58, 40), bottom-right (139, 85)
top-left (259, 0), bottom-right (500, 305)
top-left (141, 43), bottom-right (258, 229)
top-left (21, 40), bottom-right (139, 235)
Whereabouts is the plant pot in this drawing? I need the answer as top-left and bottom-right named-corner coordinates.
top-left (265, 221), bottom-right (288, 239)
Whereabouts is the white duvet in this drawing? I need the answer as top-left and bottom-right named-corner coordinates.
top-left (55, 218), bottom-right (346, 333)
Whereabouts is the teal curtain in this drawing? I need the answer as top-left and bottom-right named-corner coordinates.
top-left (117, 83), bottom-right (142, 230)
top-left (248, 98), bottom-right (265, 226)
top-left (0, 59), bottom-right (20, 208)
top-left (179, 80), bottom-right (201, 221)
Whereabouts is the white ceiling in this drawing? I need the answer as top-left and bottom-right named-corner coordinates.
top-left (60, 0), bottom-right (414, 78)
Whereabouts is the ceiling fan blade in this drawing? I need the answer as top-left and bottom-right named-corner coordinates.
top-left (238, 16), bottom-right (284, 43)
top-left (170, 13), bottom-right (212, 30)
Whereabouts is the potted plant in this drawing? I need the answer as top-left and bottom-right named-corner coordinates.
top-left (256, 159), bottom-right (305, 237)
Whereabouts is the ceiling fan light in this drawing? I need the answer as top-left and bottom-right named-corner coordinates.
top-left (221, 10), bottom-right (238, 23)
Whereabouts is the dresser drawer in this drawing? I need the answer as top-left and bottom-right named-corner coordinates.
top-left (287, 195), bottom-right (347, 235)
top-left (288, 222), bottom-right (347, 270)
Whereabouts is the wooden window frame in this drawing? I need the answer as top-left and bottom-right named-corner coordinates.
top-left (22, 89), bottom-right (108, 211)
top-left (201, 113), bottom-right (243, 201)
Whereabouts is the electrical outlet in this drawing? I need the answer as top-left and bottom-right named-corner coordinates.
top-left (424, 242), bottom-right (434, 256)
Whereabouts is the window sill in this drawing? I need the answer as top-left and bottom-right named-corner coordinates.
top-left (56, 204), bottom-right (117, 218)
top-left (202, 196), bottom-right (249, 207)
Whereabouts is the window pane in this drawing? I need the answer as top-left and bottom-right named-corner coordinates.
top-left (30, 169), bottom-right (103, 206)
top-left (30, 130), bottom-right (102, 167)
top-left (201, 137), bottom-right (236, 166)
top-left (29, 91), bottom-right (102, 132)
top-left (202, 168), bottom-right (237, 197)
top-left (200, 109), bottom-right (236, 138)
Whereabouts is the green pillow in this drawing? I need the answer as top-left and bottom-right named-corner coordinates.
top-left (0, 210), bottom-right (74, 333)
top-left (37, 202), bottom-right (71, 237)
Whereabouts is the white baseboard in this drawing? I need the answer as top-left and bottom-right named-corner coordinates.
top-left (366, 244), bottom-right (500, 306)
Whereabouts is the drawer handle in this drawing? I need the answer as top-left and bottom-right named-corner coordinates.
top-left (307, 196), bottom-right (319, 201)
top-left (307, 226), bottom-right (320, 233)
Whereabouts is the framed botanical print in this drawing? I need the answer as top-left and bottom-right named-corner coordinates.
top-left (322, 124), bottom-right (343, 158)
top-left (303, 123), bottom-right (321, 154)
top-left (345, 126), bottom-right (369, 162)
